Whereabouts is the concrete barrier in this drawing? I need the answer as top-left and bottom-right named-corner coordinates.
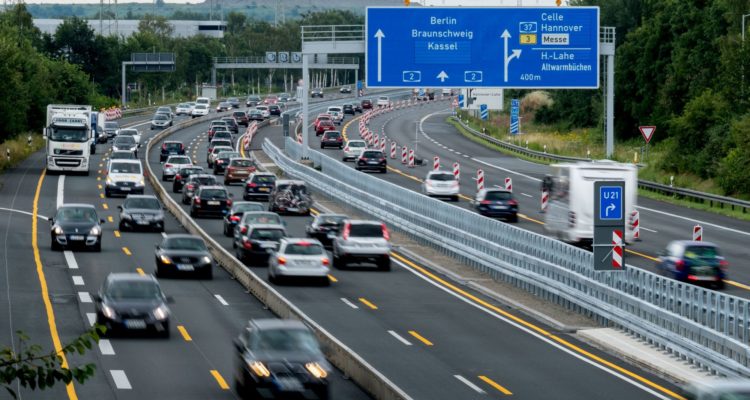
top-left (144, 112), bottom-right (412, 400)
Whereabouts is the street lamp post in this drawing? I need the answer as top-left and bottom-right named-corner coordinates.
top-left (742, 14), bottom-right (750, 101)
top-left (743, 13), bottom-right (750, 42)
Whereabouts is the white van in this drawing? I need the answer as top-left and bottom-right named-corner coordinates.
top-left (544, 160), bottom-right (638, 244)
top-left (105, 159), bottom-right (145, 197)
top-left (196, 97), bottom-right (211, 109)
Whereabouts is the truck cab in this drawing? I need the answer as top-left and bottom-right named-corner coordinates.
top-left (45, 104), bottom-right (93, 175)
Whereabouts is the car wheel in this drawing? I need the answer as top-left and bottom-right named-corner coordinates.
top-left (223, 225), bottom-right (230, 237)
top-left (452, 196), bottom-right (459, 202)
top-left (161, 174), bottom-right (166, 181)
top-left (333, 254), bottom-right (345, 269)
top-left (93, 241), bottom-right (102, 252)
top-left (202, 267), bottom-right (213, 280)
top-left (224, 179), bottom-right (230, 185)
top-left (51, 239), bottom-right (61, 251)
top-left (319, 277), bottom-right (331, 287)
top-left (118, 221), bottom-right (126, 231)
top-left (716, 279), bottom-right (726, 290)
top-left (189, 208), bottom-right (196, 217)
top-left (268, 273), bottom-right (278, 284)
top-left (378, 256), bottom-right (391, 271)
top-left (320, 144), bottom-right (324, 149)
top-left (510, 214), bottom-right (519, 223)
top-left (160, 326), bottom-right (171, 339)
top-left (381, 168), bottom-right (387, 174)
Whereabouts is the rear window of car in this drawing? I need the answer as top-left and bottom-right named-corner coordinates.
top-left (168, 157), bottom-right (190, 164)
top-left (485, 191), bottom-right (512, 201)
top-left (242, 214), bottom-right (281, 225)
top-left (218, 152), bottom-right (240, 160)
top-left (348, 142), bottom-right (365, 148)
top-left (200, 189), bottom-right (227, 199)
top-left (231, 159), bottom-right (253, 167)
top-left (109, 162), bottom-right (141, 174)
top-left (119, 129), bottom-right (137, 136)
top-left (362, 151), bottom-right (383, 158)
top-left (250, 229), bottom-right (285, 240)
top-left (285, 243), bottom-right (324, 255)
top-left (349, 224), bottom-right (383, 237)
top-left (124, 197), bottom-right (160, 210)
top-left (324, 132), bottom-right (341, 138)
top-left (214, 132), bottom-right (231, 138)
top-left (211, 122), bottom-right (227, 127)
top-left (195, 105), bottom-right (207, 110)
top-left (684, 246), bottom-right (719, 258)
top-left (234, 203), bottom-right (264, 213)
top-left (429, 173), bottom-right (455, 181)
top-left (233, 112), bottom-right (246, 117)
top-left (194, 176), bottom-right (217, 185)
top-left (114, 136), bottom-right (135, 145)
top-left (317, 215), bottom-right (346, 226)
top-left (105, 122), bottom-right (119, 129)
top-left (165, 142), bottom-right (182, 150)
top-left (253, 175), bottom-right (276, 184)
top-left (212, 147), bottom-right (232, 154)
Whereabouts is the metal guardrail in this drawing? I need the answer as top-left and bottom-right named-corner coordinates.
top-left (214, 56), bottom-right (360, 65)
top-left (452, 117), bottom-right (750, 213)
top-left (301, 25), bottom-right (365, 42)
top-left (270, 134), bottom-right (750, 378)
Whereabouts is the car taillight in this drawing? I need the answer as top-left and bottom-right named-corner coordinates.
top-left (480, 200), bottom-right (492, 205)
top-left (277, 256), bottom-right (286, 265)
top-left (322, 258), bottom-right (330, 266)
top-left (337, 137), bottom-right (343, 142)
top-left (342, 223), bottom-right (351, 240)
top-left (187, 184), bottom-right (194, 190)
top-left (344, 146), bottom-right (349, 152)
top-left (175, 174), bottom-right (181, 180)
top-left (240, 226), bottom-right (248, 234)
top-left (180, 144), bottom-right (184, 151)
top-left (379, 158), bottom-right (385, 162)
top-left (508, 200), bottom-right (518, 206)
top-left (720, 259), bottom-right (729, 269)
top-left (381, 223), bottom-right (390, 241)
top-left (675, 259), bottom-right (686, 271)
top-left (194, 197), bottom-right (201, 204)
top-left (242, 239), bottom-right (252, 250)
top-left (226, 199), bottom-right (233, 207)
top-left (161, 143), bottom-right (167, 150)
top-left (358, 157), bottom-right (365, 163)
top-left (230, 215), bottom-right (241, 222)
top-left (165, 164), bottom-right (173, 168)
top-left (247, 182), bottom-right (257, 188)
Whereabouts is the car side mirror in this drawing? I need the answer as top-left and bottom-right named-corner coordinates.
top-left (48, 217), bottom-right (54, 223)
top-left (233, 338), bottom-right (244, 352)
top-left (166, 295), bottom-right (175, 304)
top-left (93, 294), bottom-right (102, 302)
top-left (100, 219), bottom-right (106, 224)
top-left (228, 193), bottom-right (234, 198)
top-left (117, 205), bottom-right (123, 211)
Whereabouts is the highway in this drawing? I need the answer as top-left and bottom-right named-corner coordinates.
top-left (140, 99), bottom-right (684, 399)
top-left (280, 98), bottom-right (750, 298)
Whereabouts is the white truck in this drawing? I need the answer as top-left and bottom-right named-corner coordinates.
top-left (544, 160), bottom-right (638, 244)
top-left (44, 104), bottom-right (93, 174)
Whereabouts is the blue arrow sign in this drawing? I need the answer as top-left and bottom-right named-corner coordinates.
top-left (458, 94), bottom-right (465, 108)
top-left (599, 186), bottom-right (622, 221)
top-left (366, 7), bottom-right (599, 88)
top-left (510, 98), bottom-right (520, 134)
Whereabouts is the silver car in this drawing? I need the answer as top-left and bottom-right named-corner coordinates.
top-left (342, 140), bottom-right (367, 161)
top-left (332, 220), bottom-right (391, 271)
top-left (268, 238), bottom-right (330, 286)
top-left (422, 171), bottom-right (460, 201)
top-left (151, 113), bottom-right (172, 130)
top-left (162, 155), bottom-right (192, 181)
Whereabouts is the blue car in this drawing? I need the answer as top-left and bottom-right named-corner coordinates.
top-left (656, 240), bottom-right (727, 290)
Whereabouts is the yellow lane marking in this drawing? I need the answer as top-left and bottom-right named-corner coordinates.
top-left (102, 203), bottom-right (109, 210)
top-left (177, 325), bottom-right (193, 341)
top-left (107, 216), bottom-right (113, 223)
top-left (327, 274), bottom-right (338, 283)
top-left (97, 184), bottom-right (102, 190)
top-left (122, 247), bottom-right (132, 256)
top-left (99, 193), bottom-right (104, 199)
top-left (390, 252), bottom-right (686, 400)
top-left (97, 177), bottom-right (101, 181)
top-left (210, 370), bottom-right (230, 390)
top-left (518, 213), bottom-right (544, 225)
top-left (310, 208), bottom-right (320, 216)
top-left (358, 297), bottom-right (378, 310)
top-left (626, 248), bottom-right (658, 262)
top-left (408, 330), bottom-right (433, 346)
top-left (32, 170), bottom-right (79, 399)
top-left (478, 375), bottom-right (513, 395)
top-left (114, 230), bottom-right (121, 238)
top-left (136, 267), bottom-right (145, 276)
top-left (726, 280), bottom-right (750, 291)
top-left (99, 163), bottom-right (103, 168)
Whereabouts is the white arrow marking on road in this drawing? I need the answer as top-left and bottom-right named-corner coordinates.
top-left (437, 71), bottom-right (449, 83)
top-left (501, 30), bottom-right (522, 82)
top-left (374, 29), bottom-right (385, 82)
top-left (606, 203), bottom-right (616, 217)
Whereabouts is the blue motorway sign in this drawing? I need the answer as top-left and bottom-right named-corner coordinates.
top-left (366, 7), bottom-right (599, 88)
top-left (510, 99), bottom-right (520, 134)
top-left (599, 185), bottom-right (622, 221)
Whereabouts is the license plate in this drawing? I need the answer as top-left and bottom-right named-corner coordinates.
top-left (70, 235), bottom-right (85, 241)
top-left (124, 319), bottom-right (146, 329)
top-left (287, 208), bottom-right (298, 212)
top-left (235, 171), bottom-right (248, 175)
top-left (136, 220), bottom-right (149, 225)
top-left (121, 187), bottom-right (131, 191)
top-left (492, 205), bottom-right (508, 210)
top-left (207, 200), bottom-right (220, 205)
top-left (275, 377), bottom-right (303, 392)
top-left (176, 264), bottom-right (194, 271)
top-left (368, 161), bottom-right (378, 164)
top-left (259, 188), bottom-right (270, 192)
top-left (261, 243), bottom-right (275, 249)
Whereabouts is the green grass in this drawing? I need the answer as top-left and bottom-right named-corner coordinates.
top-left (0, 133), bottom-right (45, 173)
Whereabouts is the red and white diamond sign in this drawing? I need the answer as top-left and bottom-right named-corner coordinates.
top-left (639, 126), bottom-right (656, 144)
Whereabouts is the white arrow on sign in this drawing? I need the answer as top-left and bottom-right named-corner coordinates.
top-left (639, 126), bottom-right (656, 144)
top-left (501, 30), bottom-right (522, 83)
top-left (374, 29), bottom-right (385, 82)
top-left (436, 71), bottom-right (449, 83)
top-left (605, 203), bottom-right (616, 217)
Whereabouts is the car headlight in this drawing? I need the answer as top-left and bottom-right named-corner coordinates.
top-left (101, 304), bottom-right (116, 319)
top-left (159, 254), bottom-right (172, 265)
top-left (248, 361), bottom-right (270, 377)
top-left (53, 226), bottom-right (63, 235)
top-left (137, 178), bottom-right (145, 186)
top-left (152, 304), bottom-right (169, 321)
top-left (89, 226), bottom-right (101, 236)
top-left (200, 256), bottom-right (211, 264)
top-left (305, 362), bottom-right (329, 379)
top-left (105, 176), bottom-right (113, 185)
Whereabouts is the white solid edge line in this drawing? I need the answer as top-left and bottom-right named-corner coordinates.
top-left (86, 313), bottom-right (96, 327)
top-left (64, 251), bottom-right (79, 269)
top-left (110, 370), bottom-right (132, 389)
top-left (214, 294), bottom-right (229, 306)
top-left (635, 205), bottom-right (750, 237)
top-left (98, 339), bottom-right (115, 355)
top-left (56, 174), bottom-right (65, 209)
top-left (471, 157), bottom-right (541, 182)
top-left (454, 375), bottom-right (486, 394)
top-left (393, 258), bottom-right (673, 400)
top-left (340, 298), bottom-right (359, 309)
top-left (72, 276), bottom-right (84, 286)
top-left (78, 292), bottom-right (92, 303)
top-left (0, 207), bottom-right (48, 220)
top-left (520, 193), bottom-right (533, 198)
top-left (387, 330), bottom-right (412, 346)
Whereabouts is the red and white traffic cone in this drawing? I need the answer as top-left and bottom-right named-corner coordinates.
top-left (693, 225), bottom-right (703, 241)
top-left (408, 150), bottom-right (415, 168)
top-left (401, 146), bottom-right (408, 164)
top-left (453, 162), bottom-right (460, 181)
top-left (476, 169), bottom-right (484, 191)
top-left (390, 142), bottom-right (397, 159)
top-left (630, 210), bottom-right (640, 241)
top-left (612, 229), bottom-right (624, 269)
top-left (541, 189), bottom-right (549, 213)
top-left (505, 177), bottom-right (513, 192)
top-left (433, 156), bottom-right (440, 171)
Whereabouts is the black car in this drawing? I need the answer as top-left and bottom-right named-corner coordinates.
top-left (361, 99), bottom-right (373, 109)
top-left (268, 180), bottom-right (312, 215)
top-left (656, 241), bottom-right (727, 289)
top-left (112, 135), bottom-right (139, 156)
top-left (118, 195), bottom-right (165, 232)
top-left (353, 102), bottom-right (363, 113)
top-left (311, 88), bottom-right (324, 98)
top-left (246, 95), bottom-right (262, 107)
top-left (268, 104), bottom-right (282, 116)
top-left (248, 110), bottom-right (264, 121)
top-left (49, 204), bottom-right (104, 251)
top-left (233, 111), bottom-right (249, 127)
top-left (95, 273), bottom-right (171, 337)
top-left (221, 117), bottom-right (239, 134)
top-left (104, 122), bottom-right (119, 139)
top-left (234, 224), bottom-right (287, 265)
top-left (320, 131), bottom-right (343, 149)
top-left (155, 234), bottom-right (213, 279)
top-left (471, 189), bottom-right (518, 222)
top-left (213, 151), bottom-right (240, 175)
top-left (244, 172), bottom-right (277, 200)
top-left (181, 174), bottom-right (218, 205)
top-left (172, 166), bottom-right (204, 193)
top-left (233, 319), bottom-right (331, 400)
top-left (222, 201), bottom-right (265, 236)
top-left (306, 213), bottom-right (346, 247)
top-left (355, 150), bottom-right (387, 173)
top-left (160, 141), bottom-right (185, 162)
top-left (227, 97), bottom-right (241, 109)
top-left (190, 185), bottom-right (233, 218)
top-left (342, 104), bottom-right (355, 115)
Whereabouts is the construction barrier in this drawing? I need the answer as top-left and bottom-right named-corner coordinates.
top-left (401, 146), bottom-right (407, 164)
top-left (505, 177), bottom-right (513, 192)
top-left (408, 150), bottom-right (415, 168)
top-left (433, 156), bottom-right (440, 171)
top-left (693, 225), bottom-right (703, 241)
top-left (541, 189), bottom-right (549, 213)
top-left (477, 169), bottom-right (484, 191)
top-left (453, 162), bottom-right (460, 181)
top-left (630, 210), bottom-right (640, 241)
top-left (612, 230), bottom-right (624, 269)
top-left (390, 142), bottom-right (397, 159)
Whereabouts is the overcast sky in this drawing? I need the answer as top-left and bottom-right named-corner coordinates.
top-left (24, 1), bottom-right (201, 4)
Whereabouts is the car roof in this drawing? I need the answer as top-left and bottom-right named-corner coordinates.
top-left (106, 272), bottom-right (157, 284)
top-left (189, 174), bottom-right (215, 179)
top-left (197, 185), bottom-right (226, 190)
top-left (164, 140), bottom-right (182, 144)
top-left (344, 219), bottom-right (382, 226)
top-left (125, 194), bottom-right (158, 200)
top-left (250, 172), bottom-right (275, 177)
top-left (229, 157), bottom-right (252, 162)
top-left (670, 240), bottom-right (718, 247)
top-left (163, 233), bottom-right (202, 240)
top-left (248, 224), bottom-right (286, 230)
top-left (109, 159), bottom-right (141, 165)
top-left (166, 155), bottom-right (190, 160)
top-left (241, 211), bottom-right (279, 218)
top-left (427, 171), bottom-right (453, 176)
top-left (347, 139), bottom-right (366, 144)
top-left (315, 213), bottom-right (347, 219)
top-left (249, 318), bottom-right (308, 331)
top-left (59, 203), bottom-right (96, 210)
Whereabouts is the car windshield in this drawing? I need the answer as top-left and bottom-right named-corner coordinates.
top-left (114, 136), bottom-right (135, 145)
top-left (222, 119), bottom-right (236, 124)
top-left (109, 162), bottom-right (140, 174)
top-left (684, 246), bottom-right (720, 258)
top-left (180, 167), bottom-right (202, 175)
top-left (165, 143), bottom-right (181, 150)
top-left (429, 173), bottom-right (455, 181)
top-left (50, 127), bottom-right (88, 142)
top-left (214, 132), bottom-right (231, 139)
top-left (250, 229), bottom-right (285, 240)
top-left (362, 151), bottom-right (382, 158)
top-left (285, 242), bottom-right (324, 255)
top-left (106, 280), bottom-right (161, 300)
top-left (119, 129), bottom-right (137, 136)
top-left (250, 111), bottom-right (262, 116)
top-left (200, 189), bottom-right (227, 199)
top-left (251, 328), bottom-right (319, 353)
top-left (231, 159), bottom-right (253, 167)
top-left (233, 203), bottom-right (264, 213)
top-left (211, 122), bottom-right (227, 127)
top-left (253, 175), bottom-right (276, 184)
top-left (248, 96), bottom-right (260, 101)
top-left (379, 97), bottom-right (388, 101)
top-left (242, 214), bottom-right (281, 225)
top-left (158, 107), bottom-right (171, 113)
top-left (163, 237), bottom-right (207, 251)
top-left (349, 224), bottom-right (383, 237)
top-left (167, 157), bottom-right (190, 164)
top-left (178, 103), bottom-right (189, 108)
top-left (485, 191), bottom-right (512, 201)
top-left (256, 106), bottom-right (268, 110)
top-left (218, 152), bottom-right (240, 160)
top-left (105, 122), bottom-right (119, 129)
top-left (196, 105), bottom-right (207, 110)
top-left (57, 207), bottom-right (97, 223)
top-left (228, 98), bottom-right (238, 102)
top-left (154, 115), bottom-right (168, 121)
top-left (124, 197), bottom-right (160, 210)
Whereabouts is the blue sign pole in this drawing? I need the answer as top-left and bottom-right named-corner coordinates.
top-left (480, 104), bottom-right (488, 120)
top-left (510, 99), bottom-right (520, 135)
top-left (366, 7), bottom-right (600, 88)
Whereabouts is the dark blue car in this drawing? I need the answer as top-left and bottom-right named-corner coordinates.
top-left (472, 189), bottom-right (518, 222)
top-left (656, 240), bottom-right (727, 289)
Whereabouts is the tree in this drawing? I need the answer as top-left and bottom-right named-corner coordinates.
top-left (1, 326), bottom-right (105, 398)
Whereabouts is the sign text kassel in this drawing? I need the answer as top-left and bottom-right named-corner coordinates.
top-left (366, 7), bottom-right (599, 88)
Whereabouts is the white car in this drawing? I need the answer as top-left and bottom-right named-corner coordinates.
top-left (254, 106), bottom-right (271, 119)
top-left (116, 128), bottom-right (141, 145)
top-left (191, 104), bottom-right (209, 118)
top-left (162, 155), bottom-right (192, 181)
top-left (105, 159), bottom-right (145, 197)
top-left (376, 96), bottom-right (390, 107)
top-left (342, 140), bottom-right (367, 161)
top-left (268, 238), bottom-right (330, 285)
top-left (329, 111), bottom-right (343, 125)
top-left (175, 103), bottom-right (192, 116)
top-left (442, 88), bottom-right (454, 96)
top-left (422, 170), bottom-right (459, 201)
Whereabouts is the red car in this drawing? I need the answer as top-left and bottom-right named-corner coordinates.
top-left (361, 99), bottom-right (373, 109)
top-left (313, 114), bottom-right (332, 131)
top-left (316, 120), bottom-right (336, 136)
top-left (320, 131), bottom-right (344, 149)
top-left (264, 95), bottom-right (279, 105)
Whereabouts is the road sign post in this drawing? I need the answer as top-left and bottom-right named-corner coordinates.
top-left (480, 104), bottom-right (488, 120)
top-left (593, 181), bottom-right (625, 271)
top-left (366, 7), bottom-right (600, 88)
